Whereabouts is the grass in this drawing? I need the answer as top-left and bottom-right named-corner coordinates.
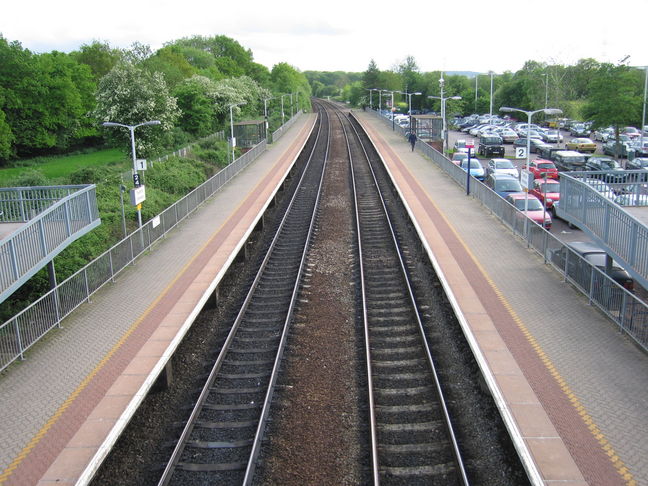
top-left (0, 148), bottom-right (129, 186)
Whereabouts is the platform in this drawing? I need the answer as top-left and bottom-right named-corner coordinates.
top-left (355, 109), bottom-right (648, 486)
top-left (0, 113), bottom-right (316, 486)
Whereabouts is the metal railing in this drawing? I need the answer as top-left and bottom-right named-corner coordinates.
top-left (0, 185), bottom-right (101, 304)
top-left (272, 110), bottom-right (303, 143)
top-left (557, 171), bottom-right (648, 290)
top-left (0, 111), bottom-right (305, 372)
top-left (365, 109), bottom-right (648, 352)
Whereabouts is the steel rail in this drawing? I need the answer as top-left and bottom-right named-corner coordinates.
top-left (341, 104), bottom-right (470, 484)
top-left (157, 104), bottom-right (328, 486)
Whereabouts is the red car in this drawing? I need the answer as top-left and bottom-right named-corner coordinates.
top-left (524, 159), bottom-right (558, 179)
top-left (529, 179), bottom-right (560, 210)
top-left (505, 193), bottom-right (552, 230)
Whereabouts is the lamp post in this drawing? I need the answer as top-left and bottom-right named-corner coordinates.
top-left (280, 94), bottom-right (289, 126)
top-left (428, 94), bottom-right (462, 156)
top-left (475, 74), bottom-right (479, 113)
top-left (640, 66), bottom-right (647, 149)
top-left (541, 73), bottom-right (549, 109)
top-left (229, 102), bottom-right (246, 164)
top-left (489, 71), bottom-right (495, 123)
top-left (263, 97), bottom-right (276, 141)
top-left (290, 93), bottom-right (294, 118)
top-left (383, 90), bottom-right (396, 130)
top-left (500, 106), bottom-right (563, 237)
top-left (102, 120), bottom-right (161, 229)
top-left (397, 90), bottom-right (422, 129)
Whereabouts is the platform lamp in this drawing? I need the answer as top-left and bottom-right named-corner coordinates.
top-left (499, 106), bottom-right (563, 237)
top-left (229, 102), bottom-right (247, 164)
top-left (263, 96), bottom-right (276, 141)
top-left (397, 90), bottom-right (422, 129)
top-left (382, 90), bottom-right (396, 130)
top-left (102, 120), bottom-right (160, 230)
top-left (428, 94), bottom-right (462, 156)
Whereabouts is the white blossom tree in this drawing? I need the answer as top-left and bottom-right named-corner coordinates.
top-left (94, 62), bottom-right (180, 156)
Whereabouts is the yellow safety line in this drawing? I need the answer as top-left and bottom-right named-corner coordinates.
top-left (0, 181), bottom-right (256, 484)
top-left (375, 129), bottom-right (636, 486)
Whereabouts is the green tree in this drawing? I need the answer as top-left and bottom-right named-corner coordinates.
top-left (71, 41), bottom-right (122, 80)
top-left (143, 45), bottom-right (196, 88)
top-left (363, 59), bottom-right (381, 90)
top-left (94, 62), bottom-right (180, 157)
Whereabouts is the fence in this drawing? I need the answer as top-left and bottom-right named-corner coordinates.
top-left (272, 110), bottom-right (303, 143)
top-left (365, 109), bottom-right (648, 352)
top-left (0, 186), bottom-right (101, 304)
top-left (0, 110), bottom-right (307, 372)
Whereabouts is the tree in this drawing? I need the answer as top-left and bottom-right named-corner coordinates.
top-left (363, 59), bottom-right (381, 90)
top-left (94, 62), bottom-right (180, 157)
top-left (143, 46), bottom-right (196, 88)
top-left (71, 41), bottom-right (122, 80)
top-left (583, 63), bottom-right (642, 157)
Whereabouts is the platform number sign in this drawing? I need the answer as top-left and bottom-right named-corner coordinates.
top-left (515, 147), bottom-right (527, 159)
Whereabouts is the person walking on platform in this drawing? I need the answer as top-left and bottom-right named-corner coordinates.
top-left (408, 131), bottom-right (417, 151)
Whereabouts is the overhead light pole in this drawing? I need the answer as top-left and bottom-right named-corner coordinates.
top-left (428, 94), bottom-right (462, 156)
top-left (500, 106), bottom-right (563, 237)
top-left (383, 90), bottom-right (396, 130)
top-left (280, 94), bottom-right (289, 126)
top-left (397, 90), bottom-right (422, 129)
top-left (489, 71), bottom-right (495, 123)
top-left (102, 119), bottom-right (161, 230)
top-left (263, 96), bottom-right (276, 141)
top-left (229, 102), bottom-right (246, 164)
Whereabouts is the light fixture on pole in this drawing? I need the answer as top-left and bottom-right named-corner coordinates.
top-left (489, 71), bottom-right (495, 123)
top-left (229, 102), bottom-right (246, 164)
top-left (383, 90), bottom-right (396, 130)
top-left (640, 66), bottom-right (647, 149)
top-left (475, 74), bottom-right (479, 113)
top-left (499, 106), bottom-right (563, 237)
top-left (428, 94), bottom-right (462, 155)
top-left (541, 73), bottom-right (549, 109)
top-left (102, 119), bottom-right (161, 230)
top-left (280, 94), bottom-right (289, 126)
top-left (263, 96), bottom-right (276, 141)
top-left (397, 90), bottom-right (422, 129)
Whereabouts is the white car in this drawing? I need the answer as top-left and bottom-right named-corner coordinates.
top-left (487, 158), bottom-right (520, 178)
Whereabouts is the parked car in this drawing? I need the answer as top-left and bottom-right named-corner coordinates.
top-left (602, 140), bottom-right (630, 158)
top-left (451, 152), bottom-right (469, 165)
top-left (540, 129), bottom-right (563, 143)
top-left (524, 159), bottom-right (558, 179)
top-left (628, 140), bottom-right (648, 157)
top-left (514, 137), bottom-right (551, 154)
top-left (570, 123), bottom-right (591, 137)
top-left (565, 137), bottom-right (597, 153)
top-left (499, 128), bottom-right (519, 143)
top-left (622, 126), bottom-right (641, 139)
top-left (593, 127), bottom-right (614, 142)
top-left (504, 193), bottom-right (552, 229)
top-left (478, 135), bottom-right (505, 157)
top-left (529, 179), bottom-right (560, 211)
top-left (626, 157), bottom-right (648, 170)
top-left (453, 139), bottom-right (470, 153)
top-left (485, 173), bottom-right (523, 197)
top-left (486, 158), bottom-right (519, 178)
top-left (549, 241), bottom-right (634, 291)
top-left (552, 150), bottom-right (587, 172)
top-left (614, 193), bottom-right (648, 206)
top-left (460, 158), bottom-right (485, 180)
top-left (584, 157), bottom-right (626, 183)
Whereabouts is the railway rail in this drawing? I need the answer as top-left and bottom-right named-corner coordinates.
top-left (157, 105), bottom-right (330, 485)
top-left (339, 107), bottom-right (470, 485)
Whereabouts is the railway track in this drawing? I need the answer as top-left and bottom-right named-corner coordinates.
top-left (157, 104), bottom-right (330, 485)
top-left (335, 107), bottom-right (469, 485)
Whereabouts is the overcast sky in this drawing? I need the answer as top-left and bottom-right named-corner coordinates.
top-left (3, 0), bottom-right (647, 75)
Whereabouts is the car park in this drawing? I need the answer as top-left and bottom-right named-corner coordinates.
top-left (524, 159), bottom-right (558, 179)
top-left (504, 193), bottom-right (552, 229)
top-left (486, 158), bottom-right (519, 178)
top-left (614, 193), bottom-right (648, 206)
top-left (485, 173), bottom-right (523, 197)
top-left (622, 127), bottom-right (641, 139)
top-left (629, 140), bottom-right (648, 157)
top-left (529, 179), bottom-right (560, 211)
top-left (453, 139), bottom-right (470, 153)
top-left (565, 137), bottom-right (597, 153)
top-left (478, 135), bottom-right (505, 157)
top-left (570, 123), bottom-right (591, 137)
top-left (460, 158), bottom-right (485, 180)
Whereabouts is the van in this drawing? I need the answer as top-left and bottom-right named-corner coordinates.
top-left (552, 150), bottom-right (586, 172)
